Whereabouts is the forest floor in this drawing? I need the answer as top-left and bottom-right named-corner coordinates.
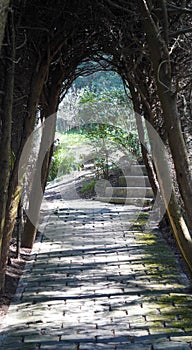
top-left (0, 168), bottom-right (191, 326)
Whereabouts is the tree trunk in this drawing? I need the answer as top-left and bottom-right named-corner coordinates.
top-left (128, 80), bottom-right (158, 196)
top-left (21, 113), bottom-right (57, 248)
top-left (143, 109), bottom-right (192, 272)
top-left (137, 0), bottom-right (192, 228)
top-left (0, 9), bottom-right (15, 292)
top-left (127, 62), bottom-right (192, 272)
top-left (148, 120), bottom-right (192, 271)
top-left (21, 68), bottom-right (63, 248)
top-left (0, 60), bottom-right (49, 291)
top-left (16, 199), bottom-right (24, 258)
top-left (0, 0), bottom-right (9, 52)
top-left (0, 29), bottom-right (67, 287)
top-left (155, 84), bottom-right (192, 228)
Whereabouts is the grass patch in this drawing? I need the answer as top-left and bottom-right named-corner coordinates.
top-left (49, 130), bottom-right (89, 181)
top-left (79, 179), bottom-right (96, 197)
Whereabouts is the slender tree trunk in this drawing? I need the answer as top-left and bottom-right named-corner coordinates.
top-left (136, 83), bottom-right (192, 271)
top-left (21, 70), bottom-right (63, 248)
top-left (146, 119), bottom-right (192, 271)
top-left (127, 66), bottom-right (192, 272)
top-left (137, 0), bottom-right (192, 227)
top-left (0, 0), bottom-right (9, 52)
top-left (0, 36), bottom-right (66, 286)
top-left (0, 9), bottom-right (15, 292)
top-left (21, 113), bottom-right (57, 248)
top-left (155, 85), bottom-right (192, 227)
top-left (16, 199), bottom-right (24, 258)
top-left (128, 80), bottom-right (158, 196)
top-left (0, 61), bottom-right (49, 291)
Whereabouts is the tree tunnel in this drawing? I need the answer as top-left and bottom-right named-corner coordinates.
top-left (0, 0), bottom-right (192, 292)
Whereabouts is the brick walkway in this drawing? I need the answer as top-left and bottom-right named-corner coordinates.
top-left (0, 194), bottom-right (192, 349)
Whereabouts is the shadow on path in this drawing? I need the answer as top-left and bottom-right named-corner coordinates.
top-left (0, 187), bottom-right (192, 349)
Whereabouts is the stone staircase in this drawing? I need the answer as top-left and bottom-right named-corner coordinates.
top-left (96, 164), bottom-right (154, 206)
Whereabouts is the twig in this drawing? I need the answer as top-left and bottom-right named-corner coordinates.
top-left (105, 0), bottom-right (134, 14)
top-left (157, 60), bottom-right (172, 93)
top-left (169, 27), bottom-right (192, 38)
top-left (16, 32), bottom-right (27, 50)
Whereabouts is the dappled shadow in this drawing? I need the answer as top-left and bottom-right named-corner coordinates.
top-left (1, 202), bottom-right (192, 348)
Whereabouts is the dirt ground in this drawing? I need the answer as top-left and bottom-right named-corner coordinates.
top-left (0, 242), bottom-right (31, 323)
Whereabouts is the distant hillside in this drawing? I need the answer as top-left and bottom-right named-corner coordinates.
top-left (74, 70), bottom-right (124, 92)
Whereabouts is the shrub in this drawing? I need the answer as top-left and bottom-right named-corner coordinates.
top-left (79, 179), bottom-right (96, 197)
top-left (48, 147), bottom-right (80, 181)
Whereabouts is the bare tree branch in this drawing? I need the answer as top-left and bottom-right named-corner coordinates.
top-left (105, 0), bottom-right (134, 14)
top-left (160, 0), bottom-right (169, 45)
top-left (169, 27), bottom-right (192, 37)
top-left (167, 3), bottom-right (192, 14)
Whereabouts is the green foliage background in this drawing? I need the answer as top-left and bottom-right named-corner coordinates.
top-left (49, 71), bottom-right (141, 181)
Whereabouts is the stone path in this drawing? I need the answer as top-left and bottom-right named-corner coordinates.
top-left (0, 191), bottom-right (192, 349)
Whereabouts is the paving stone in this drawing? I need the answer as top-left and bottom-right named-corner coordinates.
top-left (170, 335), bottom-right (192, 342)
top-left (3, 342), bottom-right (39, 350)
top-left (40, 343), bottom-right (78, 349)
top-left (116, 345), bottom-right (151, 350)
top-left (80, 343), bottom-right (116, 349)
top-left (0, 337), bottom-right (23, 347)
top-left (153, 341), bottom-right (191, 349)
top-left (23, 335), bottom-right (60, 343)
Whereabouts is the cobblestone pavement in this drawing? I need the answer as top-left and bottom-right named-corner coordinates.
top-left (0, 194), bottom-right (192, 349)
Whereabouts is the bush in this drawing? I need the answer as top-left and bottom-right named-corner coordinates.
top-left (79, 179), bottom-right (96, 197)
top-left (48, 147), bottom-right (80, 181)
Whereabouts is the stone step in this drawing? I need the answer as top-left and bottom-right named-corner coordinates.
top-left (105, 186), bottom-right (153, 198)
top-left (129, 164), bottom-right (147, 175)
top-left (119, 175), bottom-right (150, 187)
top-left (96, 196), bottom-right (153, 206)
